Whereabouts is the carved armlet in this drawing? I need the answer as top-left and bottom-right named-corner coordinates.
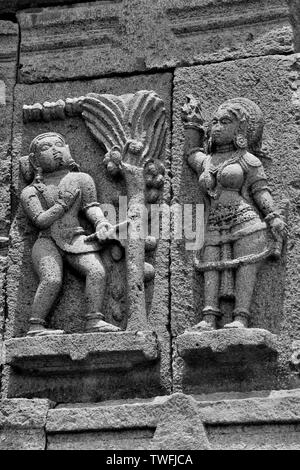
top-left (264, 211), bottom-right (281, 222)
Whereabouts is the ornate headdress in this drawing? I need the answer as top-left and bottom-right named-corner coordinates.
top-left (218, 97), bottom-right (264, 156)
top-left (20, 132), bottom-right (79, 183)
top-left (29, 132), bottom-right (65, 155)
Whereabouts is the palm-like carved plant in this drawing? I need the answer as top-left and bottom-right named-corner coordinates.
top-left (81, 90), bottom-right (167, 331)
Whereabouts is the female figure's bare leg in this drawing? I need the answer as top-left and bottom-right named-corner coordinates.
top-left (225, 230), bottom-right (267, 328)
top-left (193, 245), bottom-right (221, 331)
top-left (29, 238), bottom-right (64, 336)
top-left (66, 252), bottom-right (120, 332)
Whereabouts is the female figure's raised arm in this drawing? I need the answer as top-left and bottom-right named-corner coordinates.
top-left (181, 95), bottom-right (207, 175)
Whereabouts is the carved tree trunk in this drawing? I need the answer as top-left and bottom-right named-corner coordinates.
top-left (124, 170), bottom-right (147, 330)
top-left (81, 90), bottom-right (167, 332)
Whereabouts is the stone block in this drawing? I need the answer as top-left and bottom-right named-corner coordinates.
top-left (150, 393), bottom-right (210, 450)
top-left (5, 331), bottom-right (159, 373)
top-left (17, 0), bottom-right (294, 83)
top-left (172, 53), bottom-right (300, 394)
top-left (199, 390), bottom-right (300, 449)
top-left (198, 389), bottom-right (300, 424)
top-left (0, 398), bottom-right (52, 450)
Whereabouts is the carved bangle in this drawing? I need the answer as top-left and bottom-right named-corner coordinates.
top-left (95, 220), bottom-right (110, 228)
top-left (83, 201), bottom-right (101, 211)
top-left (56, 198), bottom-right (69, 212)
top-left (264, 211), bottom-right (280, 222)
top-left (32, 210), bottom-right (44, 222)
top-left (183, 122), bottom-right (204, 132)
top-left (188, 146), bottom-right (205, 155)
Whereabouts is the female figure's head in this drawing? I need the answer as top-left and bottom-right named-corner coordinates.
top-left (209, 98), bottom-right (264, 155)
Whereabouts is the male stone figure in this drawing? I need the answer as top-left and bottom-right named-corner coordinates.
top-left (20, 132), bottom-right (121, 336)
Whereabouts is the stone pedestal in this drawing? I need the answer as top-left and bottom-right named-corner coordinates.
top-left (3, 331), bottom-right (162, 403)
top-left (5, 331), bottom-right (159, 373)
top-left (176, 328), bottom-right (278, 363)
top-left (171, 53), bottom-right (300, 394)
top-left (174, 329), bottom-right (278, 395)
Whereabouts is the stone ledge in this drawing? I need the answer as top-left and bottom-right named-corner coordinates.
top-left (46, 390), bottom-right (300, 434)
top-left (176, 328), bottom-right (278, 364)
top-left (2, 392), bottom-right (300, 449)
top-left (197, 391), bottom-right (300, 425)
top-left (46, 393), bottom-right (210, 450)
top-left (5, 331), bottom-right (160, 373)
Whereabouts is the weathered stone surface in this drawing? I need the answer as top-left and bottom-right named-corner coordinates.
top-left (176, 329), bottom-right (278, 363)
top-left (151, 393), bottom-right (210, 450)
top-left (0, 398), bottom-right (52, 450)
top-left (47, 393), bottom-right (209, 450)
top-left (3, 72), bottom-right (172, 402)
top-left (5, 331), bottom-right (159, 372)
top-left (48, 428), bottom-right (156, 451)
top-left (198, 390), bottom-right (300, 424)
top-left (288, 0), bottom-right (300, 52)
top-left (0, 20), bottom-right (18, 397)
top-left (206, 423), bottom-right (300, 450)
top-left (17, 0), bottom-right (294, 83)
top-left (1, 391), bottom-right (299, 449)
top-left (200, 391), bottom-right (300, 449)
top-left (45, 390), bottom-right (300, 449)
top-left (47, 398), bottom-right (159, 433)
top-left (172, 53), bottom-right (300, 394)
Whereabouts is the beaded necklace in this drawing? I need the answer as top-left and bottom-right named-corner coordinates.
top-left (203, 149), bottom-right (244, 200)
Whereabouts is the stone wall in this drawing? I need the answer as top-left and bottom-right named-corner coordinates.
top-left (0, 0), bottom-right (300, 450)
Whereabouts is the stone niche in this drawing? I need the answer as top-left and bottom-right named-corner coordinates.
top-left (171, 53), bottom-right (300, 395)
top-left (2, 73), bottom-right (172, 403)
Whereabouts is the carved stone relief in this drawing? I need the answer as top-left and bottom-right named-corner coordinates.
top-left (19, 91), bottom-right (167, 336)
top-left (2, 75), bottom-right (172, 402)
top-left (171, 55), bottom-right (300, 395)
top-left (181, 95), bottom-right (286, 331)
top-left (1, 0), bottom-right (300, 452)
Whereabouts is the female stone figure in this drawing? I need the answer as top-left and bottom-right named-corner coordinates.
top-left (20, 132), bottom-right (120, 336)
top-left (182, 97), bottom-right (286, 331)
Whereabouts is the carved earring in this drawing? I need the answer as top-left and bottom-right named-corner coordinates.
top-left (29, 153), bottom-right (44, 184)
top-left (207, 136), bottom-right (214, 154)
top-left (34, 166), bottom-right (43, 183)
top-left (234, 133), bottom-right (248, 149)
